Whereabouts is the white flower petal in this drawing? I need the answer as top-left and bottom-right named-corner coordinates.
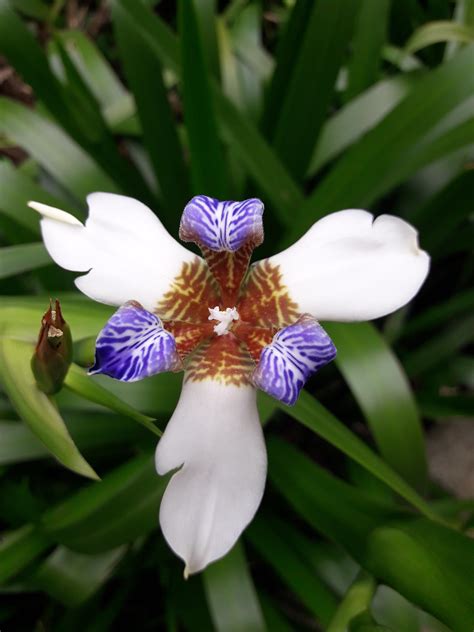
top-left (155, 379), bottom-right (266, 575)
top-left (261, 209), bottom-right (430, 321)
top-left (30, 193), bottom-right (198, 311)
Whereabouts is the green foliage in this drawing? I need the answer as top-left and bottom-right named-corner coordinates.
top-left (0, 0), bottom-right (473, 629)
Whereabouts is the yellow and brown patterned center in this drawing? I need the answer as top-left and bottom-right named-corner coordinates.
top-left (156, 250), bottom-right (299, 386)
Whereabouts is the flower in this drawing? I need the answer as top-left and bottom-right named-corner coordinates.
top-left (29, 193), bottom-right (429, 575)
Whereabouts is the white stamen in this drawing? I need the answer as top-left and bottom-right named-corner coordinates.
top-left (208, 306), bottom-right (239, 336)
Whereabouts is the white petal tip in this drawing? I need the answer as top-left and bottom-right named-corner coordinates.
top-left (28, 201), bottom-right (83, 226)
top-left (183, 565), bottom-right (190, 580)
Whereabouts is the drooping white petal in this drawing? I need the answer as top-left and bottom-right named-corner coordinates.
top-left (258, 210), bottom-right (429, 322)
top-left (155, 379), bottom-right (266, 575)
top-left (29, 193), bottom-right (198, 311)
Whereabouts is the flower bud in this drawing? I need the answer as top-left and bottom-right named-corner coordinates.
top-left (31, 299), bottom-right (72, 394)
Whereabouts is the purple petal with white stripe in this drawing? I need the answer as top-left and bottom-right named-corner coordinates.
top-left (252, 314), bottom-right (336, 406)
top-left (89, 301), bottom-right (182, 382)
top-left (179, 195), bottom-right (264, 252)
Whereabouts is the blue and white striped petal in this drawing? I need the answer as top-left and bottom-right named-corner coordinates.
top-left (252, 315), bottom-right (336, 406)
top-left (179, 195), bottom-right (264, 252)
top-left (89, 301), bottom-right (182, 382)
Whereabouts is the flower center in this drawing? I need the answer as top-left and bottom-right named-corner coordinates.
top-left (208, 306), bottom-right (239, 336)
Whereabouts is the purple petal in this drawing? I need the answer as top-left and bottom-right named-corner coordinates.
top-left (179, 195), bottom-right (264, 251)
top-left (252, 314), bottom-right (336, 406)
top-left (89, 301), bottom-right (182, 382)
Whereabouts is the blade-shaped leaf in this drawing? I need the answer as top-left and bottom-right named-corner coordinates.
top-left (346, 0), bottom-right (390, 100)
top-left (247, 516), bottom-right (338, 626)
top-left (0, 98), bottom-right (119, 203)
top-left (0, 338), bottom-right (98, 480)
top-left (270, 0), bottom-right (358, 180)
top-left (276, 391), bottom-right (435, 519)
top-left (31, 545), bottom-right (126, 606)
top-left (203, 542), bottom-right (266, 632)
top-left (179, 0), bottom-right (229, 197)
top-left (290, 44), bottom-right (474, 239)
top-left (42, 453), bottom-right (167, 553)
top-left (0, 243), bottom-right (51, 279)
top-left (113, 1), bottom-right (190, 226)
top-left (64, 363), bottom-right (162, 437)
top-left (0, 413), bottom-right (149, 466)
top-left (404, 20), bottom-right (474, 55)
top-left (324, 322), bottom-right (427, 488)
top-left (0, 524), bottom-right (51, 584)
top-left (268, 439), bottom-right (474, 631)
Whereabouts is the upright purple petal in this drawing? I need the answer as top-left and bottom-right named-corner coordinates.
top-left (90, 301), bottom-right (182, 382)
top-left (179, 195), bottom-right (264, 252)
top-left (252, 314), bottom-right (336, 406)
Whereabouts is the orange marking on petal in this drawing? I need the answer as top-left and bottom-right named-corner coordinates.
top-left (238, 260), bottom-right (300, 328)
top-left (156, 256), bottom-right (220, 323)
top-left (185, 334), bottom-right (254, 386)
top-left (201, 243), bottom-right (254, 305)
top-left (164, 321), bottom-right (213, 360)
top-left (233, 323), bottom-right (276, 363)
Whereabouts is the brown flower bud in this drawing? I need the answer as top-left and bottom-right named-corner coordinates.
top-left (31, 299), bottom-right (72, 394)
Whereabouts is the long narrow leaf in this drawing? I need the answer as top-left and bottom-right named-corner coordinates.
top-left (0, 243), bottom-right (51, 279)
top-left (277, 391), bottom-right (435, 518)
top-left (271, 0), bottom-right (358, 180)
top-left (203, 543), bottom-right (266, 632)
top-left (346, 0), bottom-right (390, 100)
top-left (113, 4), bottom-right (189, 227)
top-left (290, 44), bottom-right (474, 239)
top-left (325, 322), bottom-right (427, 488)
top-left (179, 0), bottom-right (229, 197)
top-left (0, 339), bottom-right (98, 480)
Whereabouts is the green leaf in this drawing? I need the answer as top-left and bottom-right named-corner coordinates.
top-left (42, 453), bottom-right (167, 553)
top-left (290, 44), bottom-right (474, 240)
top-left (403, 313), bottom-right (474, 377)
top-left (0, 159), bottom-right (77, 235)
top-left (113, 1), bottom-right (190, 226)
top-left (203, 542), bottom-right (266, 632)
top-left (194, 0), bottom-right (220, 80)
top-left (346, 0), bottom-right (390, 100)
top-left (0, 1), bottom-right (148, 200)
top-left (63, 363), bottom-right (162, 437)
top-left (10, 0), bottom-right (50, 20)
top-left (56, 30), bottom-right (132, 118)
top-left (0, 99), bottom-right (119, 203)
top-left (418, 393), bottom-right (474, 420)
top-left (277, 391), bottom-right (435, 518)
top-left (0, 339), bottom-right (98, 480)
top-left (0, 0), bottom-right (72, 132)
top-left (261, 0), bottom-right (314, 137)
top-left (269, 440), bottom-right (474, 631)
top-left (365, 519), bottom-right (474, 631)
top-left (32, 545), bottom-right (126, 606)
top-left (179, 0), bottom-right (229, 197)
top-left (401, 288), bottom-right (474, 340)
top-left (309, 73), bottom-right (420, 175)
top-left (0, 414), bottom-right (149, 465)
top-left (270, 0), bottom-right (358, 180)
top-left (404, 20), bottom-right (474, 55)
top-left (113, 0), bottom-right (304, 224)
top-left (247, 517), bottom-right (338, 626)
top-left (0, 243), bottom-right (51, 279)
top-left (410, 170), bottom-right (474, 254)
top-left (0, 524), bottom-right (51, 584)
top-left (324, 322), bottom-right (427, 488)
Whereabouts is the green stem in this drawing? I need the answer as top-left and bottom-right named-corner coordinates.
top-left (326, 571), bottom-right (377, 632)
